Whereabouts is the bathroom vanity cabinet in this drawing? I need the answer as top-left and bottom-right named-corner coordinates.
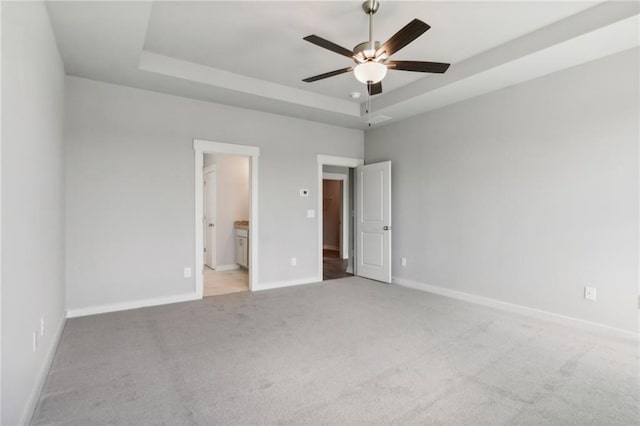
top-left (235, 227), bottom-right (248, 268)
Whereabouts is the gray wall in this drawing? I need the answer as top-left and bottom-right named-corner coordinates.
top-left (1, 2), bottom-right (67, 424)
top-left (365, 48), bottom-right (639, 333)
top-left (65, 76), bottom-right (363, 310)
top-left (213, 154), bottom-right (249, 267)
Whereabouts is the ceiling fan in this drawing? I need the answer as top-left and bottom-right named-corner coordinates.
top-left (302, 0), bottom-right (450, 96)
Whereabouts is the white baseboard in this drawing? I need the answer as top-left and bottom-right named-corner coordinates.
top-left (21, 315), bottom-right (66, 426)
top-left (255, 276), bottom-right (322, 291)
top-left (214, 264), bottom-right (240, 271)
top-left (393, 277), bottom-right (639, 342)
top-left (66, 292), bottom-right (201, 318)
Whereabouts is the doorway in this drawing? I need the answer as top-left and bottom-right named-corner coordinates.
top-left (202, 154), bottom-right (250, 297)
top-left (194, 139), bottom-right (260, 297)
top-left (322, 170), bottom-right (352, 280)
top-left (317, 155), bottom-right (363, 281)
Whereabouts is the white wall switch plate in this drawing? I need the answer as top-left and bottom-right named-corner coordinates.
top-left (300, 189), bottom-right (309, 197)
top-left (291, 257), bottom-right (297, 267)
top-left (307, 209), bottom-right (315, 218)
top-left (401, 257), bottom-right (407, 267)
top-left (584, 286), bottom-right (597, 302)
top-left (184, 267), bottom-right (192, 278)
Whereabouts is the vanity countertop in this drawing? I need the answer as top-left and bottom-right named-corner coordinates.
top-left (234, 220), bottom-right (249, 229)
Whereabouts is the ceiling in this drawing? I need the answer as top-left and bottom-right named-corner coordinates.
top-left (46, 1), bottom-right (639, 130)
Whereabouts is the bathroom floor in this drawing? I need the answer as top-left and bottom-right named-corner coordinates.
top-left (204, 267), bottom-right (249, 297)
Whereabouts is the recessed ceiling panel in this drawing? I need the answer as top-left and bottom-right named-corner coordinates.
top-left (143, 1), bottom-right (599, 100)
top-left (44, 0), bottom-right (625, 129)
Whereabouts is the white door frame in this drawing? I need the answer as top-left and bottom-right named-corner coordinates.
top-left (322, 172), bottom-right (349, 259)
top-left (317, 155), bottom-right (364, 280)
top-left (194, 139), bottom-right (259, 295)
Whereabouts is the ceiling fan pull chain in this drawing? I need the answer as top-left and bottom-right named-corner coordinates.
top-left (367, 88), bottom-right (372, 127)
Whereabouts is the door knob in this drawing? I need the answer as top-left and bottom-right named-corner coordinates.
top-left (383, 226), bottom-right (390, 231)
top-left (209, 224), bottom-right (215, 227)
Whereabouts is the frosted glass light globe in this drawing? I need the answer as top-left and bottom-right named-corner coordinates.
top-left (353, 61), bottom-right (387, 84)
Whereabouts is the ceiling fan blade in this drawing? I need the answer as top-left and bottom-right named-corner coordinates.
top-left (303, 67), bottom-right (353, 83)
top-left (387, 60), bottom-right (450, 73)
top-left (376, 19), bottom-right (430, 58)
top-left (303, 35), bottom-right (354, 58)
top-left (367, 81), bottom-right (382, 96)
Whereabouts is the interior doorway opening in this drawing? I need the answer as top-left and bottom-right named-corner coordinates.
top-left (322, 169), bottom-right (353, 280)
top-left (203, 154), bottom-right (250, 297)
top-left (194, 139), bottom-right (260, 298)
top-left (317, 155), bottom-right (364, 281)
top-left (322, 179), bottom-right (343, 258)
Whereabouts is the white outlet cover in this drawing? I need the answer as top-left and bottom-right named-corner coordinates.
top-left (401, 257), bottom-right (407, 267)
top-left (291, 257), bottom-right (297, 266)
top-left (40, 317), bottom-right (45, 336)
top-left (584, 286), bottom-right (597, 301)
top-left (184, 267), bottom-right (192, 278)
top-left (33, 332), bottom-right (37, 353)
top-left (307, 209), bottom-right (315, 218)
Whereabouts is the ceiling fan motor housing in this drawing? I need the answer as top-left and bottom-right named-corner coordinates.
top-left (353, 41), bottom-right (381, 61)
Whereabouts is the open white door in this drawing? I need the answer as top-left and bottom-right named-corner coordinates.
top-left (356, 161), bottom-right (391, 283)
top-left (204, 167), bottom-right (216, 269)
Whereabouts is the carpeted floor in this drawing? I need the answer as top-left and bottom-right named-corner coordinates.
top-left (32, 277), bottom-right (639, 425)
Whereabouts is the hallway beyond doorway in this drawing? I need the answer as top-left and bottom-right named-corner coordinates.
top-left (323, 249), bottom-right (352, 281)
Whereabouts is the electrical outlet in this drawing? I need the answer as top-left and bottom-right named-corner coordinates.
top-left (307, 209), bottom-right (315, 219)
top-left (584, 286), bottom-right (597, 302)
top-left (32, 331), bottom-right (37, 353)
top-left (291, 257), bottom-right (297, 267)
top-left (401, 257), bottom-right (407, 267)
top-left (40, 316), bottom-right (45, 336)
top-left (184, 267), bottom-right (192, 278)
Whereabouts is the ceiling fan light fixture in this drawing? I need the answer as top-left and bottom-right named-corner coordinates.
top-left (301, 1), bottom-right (450, 95)
top-left (354, 61), bottom-right (387, 84)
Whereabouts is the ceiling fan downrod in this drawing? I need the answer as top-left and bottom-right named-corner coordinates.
top-left (363, 0), bottom-right (379, 43)
top-left (354, 0), bottom-right (382, 62)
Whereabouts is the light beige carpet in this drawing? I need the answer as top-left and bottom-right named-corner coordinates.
top-left (32, 277), bottom-right (639, 425)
